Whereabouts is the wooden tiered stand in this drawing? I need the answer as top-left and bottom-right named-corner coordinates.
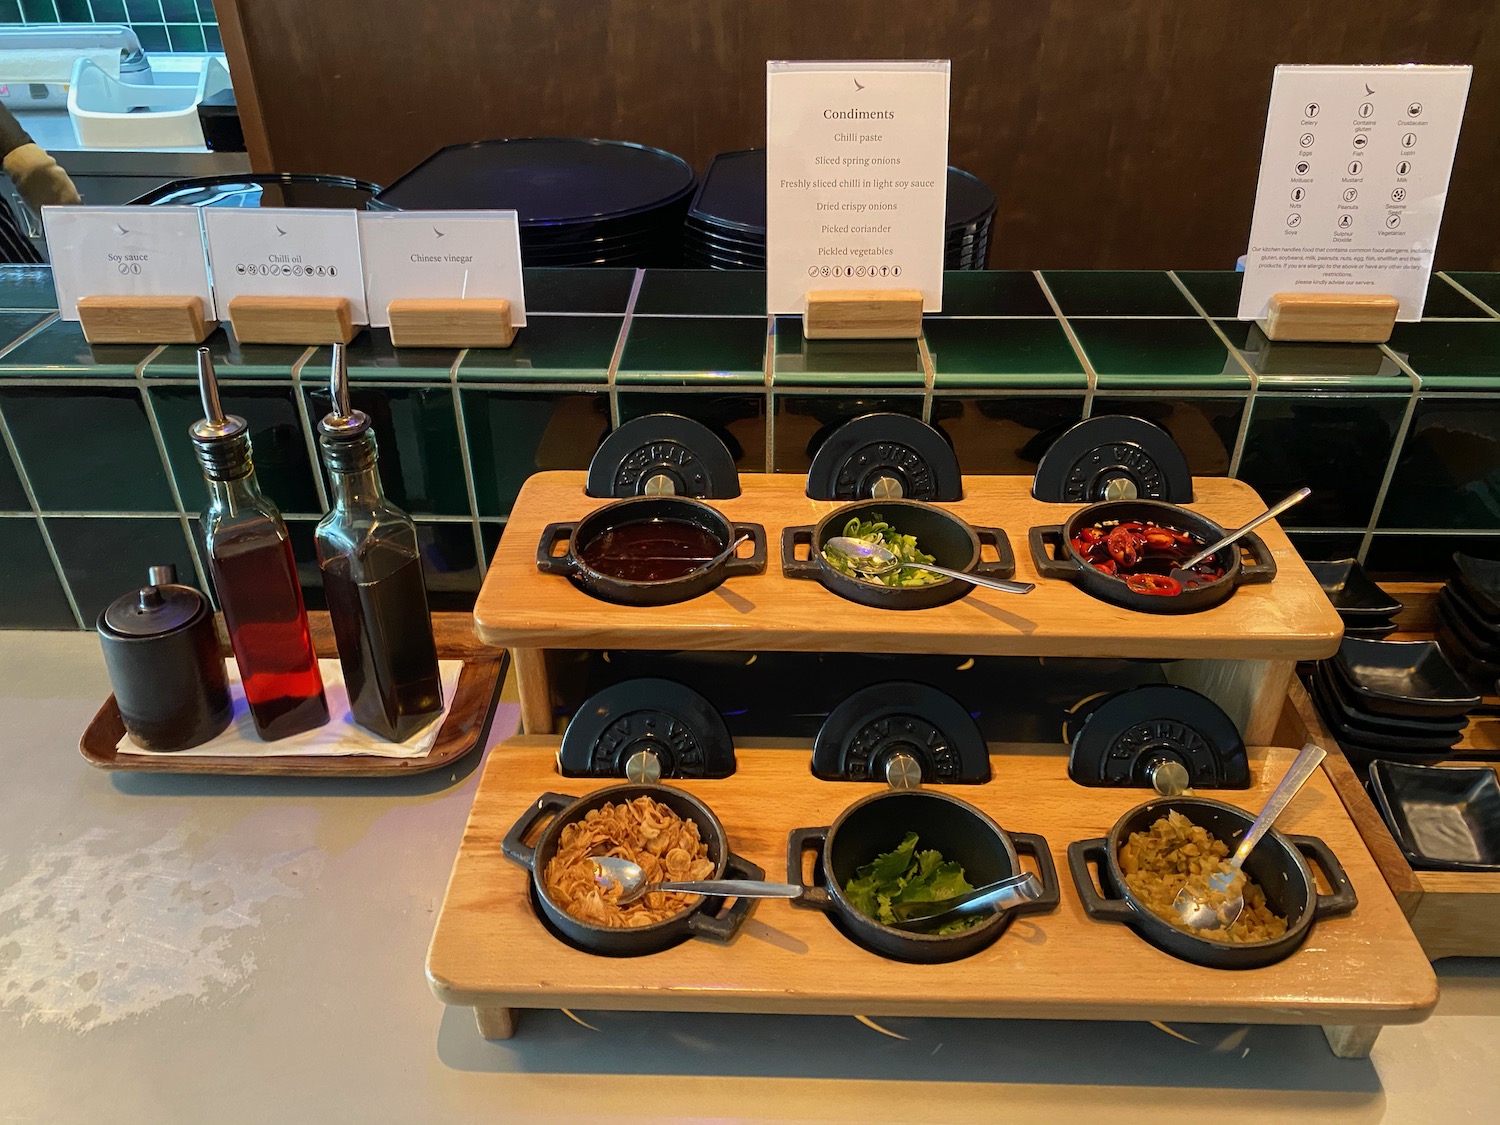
top-left (429, 471), bottom-right (1440, 1055)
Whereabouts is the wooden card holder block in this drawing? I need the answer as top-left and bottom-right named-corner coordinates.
top-left (228, 295), bottom-right (357, 344)
top-left (1263, 292), bottom-right (1399, 343)
top-left (76, 294), bottom-right (215, 344)
top-left (804, 288), bottom-right (923, 340)
top-left (386, 298), bottom-right (516, 348)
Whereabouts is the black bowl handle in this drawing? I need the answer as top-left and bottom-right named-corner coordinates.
top-left (786, 826), bottom-right (834, 912)
top-left (1066, 839), bottom-right (1135, 923)
top-left (972, 527), bottom-right (1018, 580)
top-left (1291, 834), bottom-right (1359, 921)
top-left (723, 522), bottom-right (768, 577)
top-left (1235, 531), bottom-right (1278, 586)
top-left (535, 523), bottom-right (579, 576)
top-left (1028, 525), bottom-right (1081, 580)
top-left (500, 791), bottom-right (576, 869)
top-left (685, 851), bottom-right (767, 943)
top-left (781, 525), bottom-right (821, 581)
top-left (1009, 832), bottom-right (1061, 915)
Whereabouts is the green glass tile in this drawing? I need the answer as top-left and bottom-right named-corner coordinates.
top-left (0, 311), bottom-right (51, 358)
top-left (479, 520), bottom-right (504, 565)
top-left (0, 266), bottom-right (55, 311)
top-left (147, 327), bottom-right (306, 381)
top-left (1366, 533), bottom-right (1500, 577)
top-left (1442, 273), bottom-right (1500, 317)
top-left (124, 0), bottom-right (161, 18)
top-left (203, 25), bottom-right (221, 50)
top-left (150, 385), bottom-right (321, 516)
top-left (773, 393), bottom-right (924, 473)
top-left (1385, 321), bottom-right (1500, 388)
top-left (0, 388), bottom-right (175, 512)
top-left (461, 389), bottom-right (609, 517)
top-left (618, 317), bottom-right (766, 384)
top-left (19, 0), bottom-right (58, 20)
top-left (521, 268), bottom-right (636, 313)
top-left (1216, 320), bottom-right (1410, 390)
top-left (92, 0), bottom-right (126, 17)
top-left (933, 271), bottom-right (1052, 316)
top-left (0, 319), bottom-right (154, 377)
top-left (1092, 395), bottom-right (1244, 476)
top-left (0, 437), bottom-right (27, 510)
top-left (772, 317), bottom-right (923, 386)
top-left (1042, 270), bottom-right (1195, 316)
top-left (1379, 398), bottom-right (1500, 530)
top-left (160, 0), bottom-right (195, 19)
top-left (1173, 271), bottom-right (1244, 319)
top-left (1423, 274), bottom-right (1490, 319)
top-left (0, 517), bottom-right (75, 628)
top-left (166, 23), bottom-right (206, 52)
top-left (1073, 319), bottom-right (1250, 389)
top-left (134, 24), bottom-right (170, 51)
top-left (47, 516), bottom-right (196, 626)
top-left (305, 330), bottom-right (455, 384)
top-left (458, 316), bottom-right (621, 382)
top-left (924, 318), bottom-right (1085, 388)
top-left (196, 0), bottom-right (215, 18)
top-left (0, 0), bottom-right (24, 20)
top-left (303, 385), bottom-right (469, 516)
top-left (930, 394), bottom-right (1085, 474)
top-left (55, 0), bottom-right (90, 19)
top-left (1285, 532), bottom-right (1366, 562)
top-left (634, 270), bottom-right (765, 316)
top-left (617, 390), bottom-right (768, 472)
top-left (415, 521), bottom-right (482, 613)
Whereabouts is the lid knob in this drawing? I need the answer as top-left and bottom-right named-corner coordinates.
top-left (883, 751), bottom-right (923, 790)
top-left (1103, 476), bottom-right (1139, 501)
top-left (624, 749), bottom-right (663, 784)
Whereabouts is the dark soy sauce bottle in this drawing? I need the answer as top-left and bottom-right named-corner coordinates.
top-left (315, 343), bottom-right (443, 741)
top-left (192, 348), bottom-right (328, 740)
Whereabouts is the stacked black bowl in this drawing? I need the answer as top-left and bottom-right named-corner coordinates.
top-left (1306, 558), bottom-right (1402, 639)
top-left (370, 138), bottom-right (696, 268)
top-left (1308, 637), bottom-right (1478, 772)
top-left (1435, 553), bottom-right (1500, 694)
top-left (683, 149), bottom-right (997, 271)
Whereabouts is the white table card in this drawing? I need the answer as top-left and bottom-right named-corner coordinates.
top-left (766, 59), bottom-right (950, 315)
top-left (1239, 64), bottom-right (1472, 322)
top-left (203, 207), bottom-right (367, 322)
top-left (42, 206), bottom-right (212, 320)
top-left (358, 211), bottom-right (528, 328)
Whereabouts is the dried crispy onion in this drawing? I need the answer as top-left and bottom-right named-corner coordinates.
top-left (542, 796), bottom-right (715, 927)
top-left (1119, 811), bottom-right (1289, 944)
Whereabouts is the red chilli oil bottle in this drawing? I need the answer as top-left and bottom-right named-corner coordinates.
top-left (314, 343), bottom-right (443, 741)
top-left (191, 347), bottom-right (328, 740)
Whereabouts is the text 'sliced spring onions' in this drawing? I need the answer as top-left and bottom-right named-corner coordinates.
top-left (822, 514), bottom-right (942, 587)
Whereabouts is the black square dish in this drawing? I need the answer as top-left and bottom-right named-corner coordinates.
top-left (1332, 638), bottom-right (1480, 719)
top-left (1445, 577), bottom-right (1500, 634)
top-left (1311, 662), bottom-right (1468, 736)
top-left (1368, 760), bottom-right (1500, 871)
top-left (1343, 623), bottom-right (1398, 640)
top-left (1453, 553), bottom-right (1500, 619)
top-left (1436, 591), bottom-right (1500, 661)
top-left (1306, 559), bottom-right (1403, 618)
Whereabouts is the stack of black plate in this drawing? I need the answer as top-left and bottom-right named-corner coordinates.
top-left (683, 149), bottom-right (997, 271)
top-left (1436, 553), bottom-right (1500, 694)
top-left (1307, 558), bottom-right (1402, 639)
top-left (1308, 637), bottom-right (1478, 771)
top-left (131, 173), bottom-right (381, 209)
top-left (370, 138), bottom-right (696, 268)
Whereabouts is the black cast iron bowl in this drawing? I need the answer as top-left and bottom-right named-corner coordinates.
top-left (536, 495), bottom-right (766, 606)
top-left (500, 783), bottom-right (764, 956)
top-left (1066, 796), bottom-right (1357, 970)
top-left (787, 790), bottom-right (1059, 963)
top-left (1028, 498), bottom-right (1276, 614)
top-left (782, 499), bottom-right (1016, 610)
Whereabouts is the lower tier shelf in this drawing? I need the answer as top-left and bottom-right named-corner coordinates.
top-left (426, 737), bottom-right (1437, 1055)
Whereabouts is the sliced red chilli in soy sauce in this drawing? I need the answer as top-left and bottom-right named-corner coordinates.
top-left (1070, 521), bottom-right (1226, 596)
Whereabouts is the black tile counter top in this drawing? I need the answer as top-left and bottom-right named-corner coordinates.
top-left (1, 264), bottom-right (1498, 628)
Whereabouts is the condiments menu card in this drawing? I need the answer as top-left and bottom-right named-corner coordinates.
top-left (203, 208), bottom-right (367, 322)
top-left (1239, 64), bottom-right (1472, 321)
top-left (766, 60), bottom-right (950, 315)
top-left (42, 206), bottom-right (212, 319)
top-left (358, 212), bottom-right (527, 328)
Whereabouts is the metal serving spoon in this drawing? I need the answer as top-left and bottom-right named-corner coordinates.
top-left (1170, 488), bottom-right (1312, 586)
top-left (886, 872), bottom-right (1044, 932)
top-left (1172, 741), bottom-right (1327, 932)
top-left (590, 855), bottom-right (803, 905)
top-left (823, 536), bottom-right (1036, 595)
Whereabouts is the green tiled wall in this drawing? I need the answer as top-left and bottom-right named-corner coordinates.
top-left (0, 0), bottom-right (222, 54)
top-left (3, 263), bottom-right (1500, 629)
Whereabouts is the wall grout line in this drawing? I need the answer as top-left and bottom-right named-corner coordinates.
top-left (0, 402), bottom-right (84, 628)
top-left (0, 311), bottom-right (57, 363)
top-left (1033, 270), bottom-right (1097, 417)
top-left (606, 270), bottom-right (646, 431)
top-left (290, 348), bottom-right (332, 512)
top-left (763, 313), bottom-right (776, 471)
top-left (446, 347), bottom-right (489, 578)
top-left (1167, 271), bottom-right (1259, 476)
top-left (1357, 346), bottom-right (1425, 564)
top-left (1436, 272), bottom-right (1500, 320)
top-left (917, 332), bottom-right (935, 426)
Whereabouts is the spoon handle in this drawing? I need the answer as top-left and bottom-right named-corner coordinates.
top-left (1177, 487), bottom-right (1311, 572)
top-left (906, 562), bottom-right (1036, 595)
top-left (655, 879), bottom-right (804, 898)
top-left (1231, 741), bottom-right (1326, 870)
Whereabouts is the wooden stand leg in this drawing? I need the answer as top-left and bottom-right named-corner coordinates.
top-left (1322, 1023), bottom-right (1380, 1058)
top-left (474, 1006), bottom-right (518, 1040)
top-left (1165, 659), bottom-right (1294, 745)
top-left (512, 647), bottom-right (554, 734)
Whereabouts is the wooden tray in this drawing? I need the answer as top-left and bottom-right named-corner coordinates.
top-left (425, 737), bottom-right (1437, 1056)
top-left (80, 613), bottom-right (507, 777)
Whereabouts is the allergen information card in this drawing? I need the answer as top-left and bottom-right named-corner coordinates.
top-left (358, 211), bottom-right (527, 328)
top-left (203, 208), bottom-right (367, 322)
top-left (1239, 64), bottom-right (1472, 322)
top-left (42, 205), bottom-right (213, 319)
top-left (766, 59), bottom-right (950, 315)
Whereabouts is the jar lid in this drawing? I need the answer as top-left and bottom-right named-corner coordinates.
top-left (100, 565), bottom-right (207, 638)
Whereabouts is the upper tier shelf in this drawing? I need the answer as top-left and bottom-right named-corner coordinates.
top-left (473, 472), bottom-right (1344, 661)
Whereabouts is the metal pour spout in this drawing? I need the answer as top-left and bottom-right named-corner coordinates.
top-left (189, 347), bottom-right (246, 442)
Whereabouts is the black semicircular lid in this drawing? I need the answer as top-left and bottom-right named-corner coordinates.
top-left (558, 678), bottom-right (736, 779)
top-left (812, 681), bottom-right (990, 784)
top-left (1067, 684), bottom-right (1249, 789)
top-left (586, 413), bottom-right (741, 499)
top-left (1031, 415), bottom-right (1193, 504)
top-left (806, 413), bottom-right (963, 502)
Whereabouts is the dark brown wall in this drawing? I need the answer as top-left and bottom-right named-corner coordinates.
top-left (217, 0), bottom-right (1500, 269)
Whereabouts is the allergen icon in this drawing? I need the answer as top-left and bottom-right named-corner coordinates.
top-left (1286, 214), bottom-right (1302, 228)
top-left (1343, 188), bottom-right (1359, 202)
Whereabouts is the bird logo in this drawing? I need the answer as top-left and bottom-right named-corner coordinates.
top-left (853, 78), bottom-right (865, 91)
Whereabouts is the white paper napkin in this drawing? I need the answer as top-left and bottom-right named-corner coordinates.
top-left (117, 658), bottom-right (463, 758)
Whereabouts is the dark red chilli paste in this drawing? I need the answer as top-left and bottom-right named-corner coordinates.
top-left (1068, 521), bottom-right (1225, 597)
